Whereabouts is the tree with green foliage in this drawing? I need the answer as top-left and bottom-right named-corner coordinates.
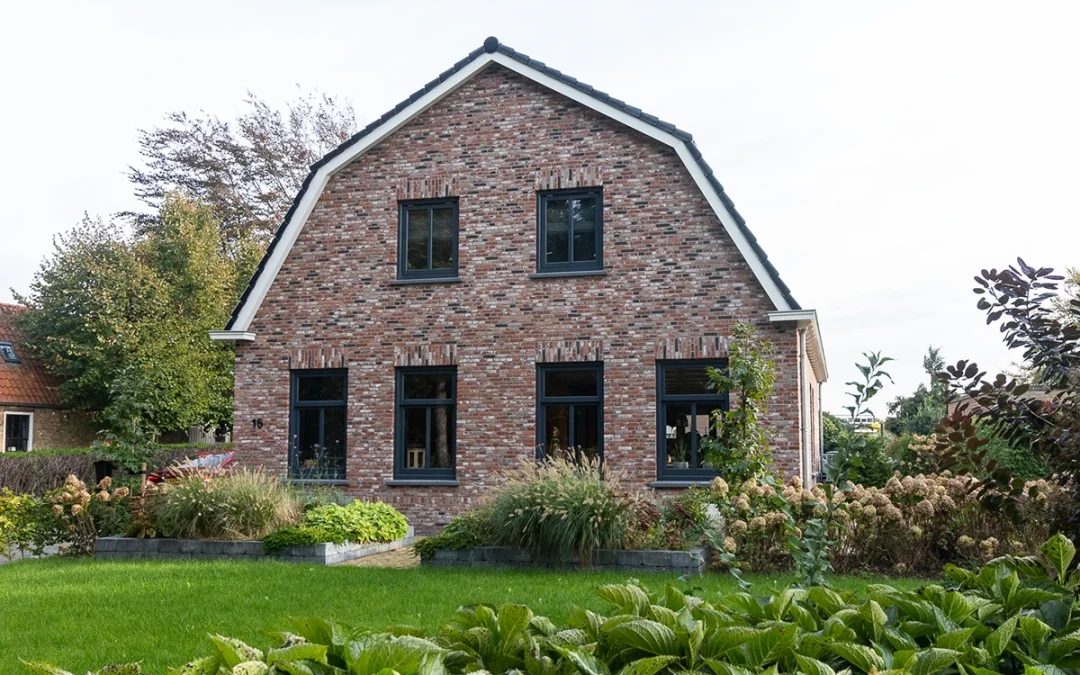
top-left (700, 323), bottom-right (777, 482)
top-left (831, 352), bottom-right (896, 487)
top-left (14, 196), bottom-right (251, 437)
top-left (884, 346), bottom-right (948, 436)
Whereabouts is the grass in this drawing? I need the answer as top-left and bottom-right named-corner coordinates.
top-left (0, 557), bottom-right (927, 675)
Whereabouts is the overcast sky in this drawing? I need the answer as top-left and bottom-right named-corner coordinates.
top-left (1, 0), bottom-right (1077, 415)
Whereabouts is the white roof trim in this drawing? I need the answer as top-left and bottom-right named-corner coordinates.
top-left (209, 331), bottom-right (256, 343)
top-left (768, 310), bottom-right (828, 382)
top-left (224, 51), bottom-right (795, 334)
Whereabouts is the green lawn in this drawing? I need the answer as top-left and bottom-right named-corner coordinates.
top-left (0, 557), bottom-right (927, 674)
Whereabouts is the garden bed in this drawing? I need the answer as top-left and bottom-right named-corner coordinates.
top-left (96, 527), bottom-right (415, 565)
top-left (423, 545), bottom-right (709, 574)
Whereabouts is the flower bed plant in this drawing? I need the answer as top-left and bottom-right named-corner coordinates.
top-left (263, 501), bottom-right (409, 553)
top-left (414, 458), bottom-right (713, 564)
top-left (27, 534), bottom-right (1080, 675)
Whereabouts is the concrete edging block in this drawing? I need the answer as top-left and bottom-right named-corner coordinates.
top-left (422, 545), bottom-right (712, 575)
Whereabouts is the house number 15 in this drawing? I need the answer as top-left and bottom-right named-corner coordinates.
top-left (251, 418), bottom-right (264, 429)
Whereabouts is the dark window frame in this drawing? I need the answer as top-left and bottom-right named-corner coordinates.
top-left (3, 412), bottom-right (32, 452)
top-left (536, 188), bottom-right (604, 273)
top-left (397, 198), bottom-right (460, 280)
top-left (394, 366), bottom-right (457, 480)
top-left (535, 362), bottom-right (604, 462)
top-left (656, 359), bottom-right (729, 480)
top-left (0, 342), bottom-right (19, 364)
top-left (288, 369), bottom-right (348, 481)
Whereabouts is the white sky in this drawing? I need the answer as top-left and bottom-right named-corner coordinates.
top-left (1, 0), bottom-right (1077, 415)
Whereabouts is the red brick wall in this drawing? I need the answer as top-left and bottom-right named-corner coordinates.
top-left (233, 64), bottom-right (803, 530)
top-left (0, 406), bottom-right (98, 451)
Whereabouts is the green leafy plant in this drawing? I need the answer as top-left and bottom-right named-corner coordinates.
top-left (413, 508), bottom-right (494, 560)
top-left (700, 323), bottom-right (777, 482)
top-left (263, 500), bottom-right (408, 553)
top-left (831, 351), bottom-right (896, 487)
top-left (36, 534), bottom-right (1080, 675)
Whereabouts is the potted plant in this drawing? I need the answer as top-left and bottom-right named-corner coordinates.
top-left (669, 436), bottom-right (690, 469)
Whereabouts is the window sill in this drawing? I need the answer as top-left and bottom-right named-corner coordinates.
top-left (389, 277), bottom-right (462, 286)
top-left (287, 478), bottom-right (349, 486)
top-left (528, 270), bottom-right (608, 280)
top-left (649, 480), bottom-right (714, 489)
top-left (385, 479), bottom-right (460, 487)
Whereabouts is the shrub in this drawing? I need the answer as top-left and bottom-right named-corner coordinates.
top-left (264, 500), bottom-right (409, 553)
top-left (490, 457), bottom-right (630, 563)
top-left (713, 472), bottom-right (1065, 577)
top-left (623, 489), bottom-right (715, 552)
top-left (894, 430), bottom-right (1049, 481)
top-left (413, 508), bottom-right (494, 560)
top-left (153, 469), bottom-right (301, 540)
top-left (37, 534), bottom-right (1080, 675)
top-left (0, 446), bottom-right (208, 496)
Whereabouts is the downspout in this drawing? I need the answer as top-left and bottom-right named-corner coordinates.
top-left (798, 327), bottom-right (811, 487)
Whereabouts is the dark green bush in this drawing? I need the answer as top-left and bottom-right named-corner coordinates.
top-left (412, 508), bottom-right (493, 560)
top-left (261, 526), bottom-right (338, 552)
top-left (35, 534), bottom-right (1080, 675)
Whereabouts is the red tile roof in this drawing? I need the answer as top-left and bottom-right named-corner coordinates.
top-left (0, 303), bottom-right (63, 406)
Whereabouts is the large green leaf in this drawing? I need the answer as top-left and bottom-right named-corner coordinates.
top-left (794, 654), bottom-right (836, 675)
top-left (231, 663), bottom-right (270, 675)
top-left (605, 620), bottom-right (679, 656)
top-left (94, 666), bottom-right (143, 675)
top-left (939, 592), bottom-right (975, 624)
top-left (911, 648), bottom-right (961, 675)
top-left (210, 636), bottom-right (264, 669)
top-left (985, 616), bottom-right (1018, 659)
top-left (702, 660), bottom-right (755, 675)
top-left (166, 657), bottom-right (219, 675)
top-left (1040, 534), bottom-right (1076, 583)
top-left (568, 609), bottom-right (605, 642)
top-left (499, 605), bottom-right (535, 647)
top-left (597, 585), bottom-right (650, 617)
top-left (701, 626), bottom-right (759, 658)
top-left (807, 587), bottom-right (848, 615)
top-left (827, 642), bottom-right (886, 673)
top-left (1047, 629), bottom-right (1080, 664)
top-left (553, 646), bottom-right (611, 675)
top-left (859, 600), bottom-right (888, 643)
top-left (744, 624), bottom-right (797, 669)
top-left (268, 644), bottom-right (329, 666)
top-left (1018, 617), bottom-right (1054, 654)
top-left (615, 655), bottom-right (680, 675)
top-left (547, 629), bottom-right (591, 648)
top-left (935, 628), bottom-right (974, 651)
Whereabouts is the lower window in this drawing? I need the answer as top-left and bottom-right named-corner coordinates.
top-left (395, 367), bottom-right (456, 479)
top-left (536, 363), bottom-right (603, 462)
top-left (656, 360), bottom-right (728, 480)
top-left (289, 370), bottom-right (347, 480)
top-left (3, 412), bottom-right (32, 452)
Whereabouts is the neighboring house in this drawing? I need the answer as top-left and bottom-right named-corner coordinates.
top-left (834, 412), bottom-right (883, 434)
top-left (0, 304), bottom-right (97, 452)
top-left (211, 38), bottom-right (828, 529)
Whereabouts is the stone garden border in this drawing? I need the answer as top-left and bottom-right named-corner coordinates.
top-left (423, 546), bottom-right (710, 574)
top-left (96, 527), bottom-right (415, 565)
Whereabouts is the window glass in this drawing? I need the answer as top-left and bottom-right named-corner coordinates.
top-left (430, 207), bottom-right (455, 270)
top-left (544, 199), bottom-right (570, 264)
top-left (4, 414), bottom-right (30, 452)
top-left (396, 368), bottom-right (456, 478)
top-left (543, 368), bottom-right (599, 397)
top-left (403, 372), bottom-right (454, 400)
top-left (0, 343), bottom-right (18, 363)
top-left (538, 190), bottom-right (602, 272)
top-left (297, 374), bottom-right (346, 401)
top-left (571, 198), bottom-right (597, 262)
top-left (405, 209), bottom-right (430, 271)
top-left (663, 367), bottom-right (716, 396)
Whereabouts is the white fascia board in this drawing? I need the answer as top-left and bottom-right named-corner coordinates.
top-left (225, 50), bottom-right (793, 333)
top-left (768, 309), bottom-right (828, 382)
top-left (209, 331), bottom-right (256, 342)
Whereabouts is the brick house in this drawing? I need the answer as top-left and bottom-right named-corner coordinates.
top-left (212, 38), bottom-right (828, 530)
top-left (0, 304), bottom-right (97, 452)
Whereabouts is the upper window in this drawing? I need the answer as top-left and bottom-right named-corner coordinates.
top-left (289, 370), bottom-right (347, 480)
top-left (656, 360), bottom-right (728, 480)
top-left (537, 363), bottom-right (603, 463)
top-left (398, 199), bottom-right (459, 279)
top-left (395, 367), bottom-right (456, 479)
top-left (0, 342), bottom-right (19, 364)
top-left (537, 189), bottom-right (603, 273)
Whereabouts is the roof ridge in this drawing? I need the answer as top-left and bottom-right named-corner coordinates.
top-left (225, 37), bottom-right (799, 329)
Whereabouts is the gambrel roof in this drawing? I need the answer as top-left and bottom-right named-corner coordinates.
top-left (217, 37), bottom-right (820, 377)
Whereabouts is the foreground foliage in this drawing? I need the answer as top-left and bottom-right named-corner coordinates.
top-left (26, 534), bottom-right (1080, 675)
